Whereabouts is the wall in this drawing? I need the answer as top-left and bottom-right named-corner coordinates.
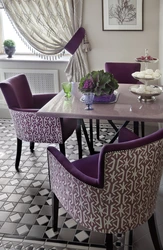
top-left (83, 0), bottom-right (160, 71)
top-left (0, 0), bottom-right (160, 80)
top-left (0, 12), bottom-right (3, 54)
top-left (158, 0), bottom-right (163, 129)
top-left (159, 0), bottom-right (163, 85)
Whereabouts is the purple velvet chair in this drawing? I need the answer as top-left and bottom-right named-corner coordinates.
top-left (105, 62), bottom-right (141, 84)
top-left (47, 127), bottom-right (163, 250)
top-left (96, 62), bottom-right (143, 141)
top-left (0, 74), bottom-right (82, 172)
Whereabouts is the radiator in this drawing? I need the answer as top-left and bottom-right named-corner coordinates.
top-left (0, 68), bottom-right (59, 94)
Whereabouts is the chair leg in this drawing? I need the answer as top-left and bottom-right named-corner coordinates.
top-left (76, 121), bottom-right (82, 159)
top-left (108, 120), bottom-right (119, 132)
top-left (105, 233), bottom-right (113, 250)
top-left (80, 119), bottom-right (94, 155)
top-left (141, 122), bottom-right (145, 137)
top-left (89, 119), bottom-right (94, 151)
top-left (15, 138), bottom-right (22, 172)
top-left (30, 142), bottom-right (35, 153)
top-left (109, 120), bottom-right (130, 144)
top-left (133, 121), bottom-right (139, 136)
top-left (59, 143), bottom-right (65, 156)
top-left (52, 192), bottom-right (59, 232)
top-left (96, 119), bottom-right (100, 140)
top-left (128, 230), bottom-right (133, 250)
top-left (148, 213), bottom-right (162, 250)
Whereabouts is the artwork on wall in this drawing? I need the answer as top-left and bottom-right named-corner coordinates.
top-left (102, 0), bottom-right (143, 31)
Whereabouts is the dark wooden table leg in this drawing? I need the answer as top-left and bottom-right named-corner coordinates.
top-left (109, 121), bottom-right (130, 143)
top-left (76, 120), bottom-right (82, 159)
top-left (80, 119), bottom-right (95, 155)
top-left (89, 119), bottom-right (94, 152)
top-left (133, 121), bottom-right (139, 136)
top-left (148, 213), bottom-right (162, 250)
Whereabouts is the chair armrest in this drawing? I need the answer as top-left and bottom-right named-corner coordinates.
top-left (12, 108), bottom-right (38, 112)
top-left (32, 94), bottom-right (56, 108)
top-left (48, 146), bottom-right (99, 187)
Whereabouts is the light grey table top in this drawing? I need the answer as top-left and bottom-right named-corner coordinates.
top-left (37, 83), bottom-right (163, 123)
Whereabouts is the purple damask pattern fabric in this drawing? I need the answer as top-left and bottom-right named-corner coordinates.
top-left (48, 139), bottom-right (163, 234)
top-left (10, 110), bottom-right (63, 144)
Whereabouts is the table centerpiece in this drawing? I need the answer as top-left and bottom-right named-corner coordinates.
top-left (78, 70), bottom-right (119, 104)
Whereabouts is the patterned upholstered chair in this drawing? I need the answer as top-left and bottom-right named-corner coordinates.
top-left (0, 74), bottom-right (81, 172)
top-left (96, 62), bottom-right (143, 141)
top-left (47, 127), bottom-right (163, 250)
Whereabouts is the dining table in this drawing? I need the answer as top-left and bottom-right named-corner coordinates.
top-left (37, 82), bottom-right (163, 154)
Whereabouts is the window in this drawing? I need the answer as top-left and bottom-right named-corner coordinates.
top-left (1, 9), bottom-right (32, 54)
top-left (0, 9), bottom-right (70, 58)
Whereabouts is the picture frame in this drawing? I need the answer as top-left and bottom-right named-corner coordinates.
top-left (102, 0), bottom-right (143, 31)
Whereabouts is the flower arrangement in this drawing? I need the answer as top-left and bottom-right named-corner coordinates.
top-left (78, 70), bottom-right (119, 96)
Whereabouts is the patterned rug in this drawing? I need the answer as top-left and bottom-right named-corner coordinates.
top-left (0, 119), bottom-right (129, 250)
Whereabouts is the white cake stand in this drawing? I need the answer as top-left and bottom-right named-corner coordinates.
top-left (130, 84), bottom-right (162, 102)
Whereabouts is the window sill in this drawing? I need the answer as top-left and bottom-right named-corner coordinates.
top-left (0, 54), bottom-right (71, 62)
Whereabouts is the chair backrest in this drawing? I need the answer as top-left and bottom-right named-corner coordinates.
top-left (105, 62), bottom-right (141, 83)
top-left (98, 128), bottom-right (163, 232)
top-left (48, 128), bottom-right (163, 234)
top-left (0, 74), bottom-right (33, 109)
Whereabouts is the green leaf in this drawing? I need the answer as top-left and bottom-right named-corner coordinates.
top-left (79, 70), bottom-right (119, 95)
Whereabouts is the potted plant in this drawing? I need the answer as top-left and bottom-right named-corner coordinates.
top-left (3, 39), bottom-right (16, 58)
top-left (78, 70), bottom-right (119, 103)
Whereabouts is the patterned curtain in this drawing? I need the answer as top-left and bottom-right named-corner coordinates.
top-left (1, 0), bottom-right (90, 81)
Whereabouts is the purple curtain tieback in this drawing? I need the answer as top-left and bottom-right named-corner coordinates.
top-left (64, 27), bottom-right (85, 54)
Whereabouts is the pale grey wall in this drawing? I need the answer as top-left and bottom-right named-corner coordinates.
top-left (159, 0), bottom-right (163, 85)
top-left (0, 0), bottom-right (160, 80)
top-left (0, 12), bottom-right (3, 54)
top-left (83, 0), bottom-right (160, 71)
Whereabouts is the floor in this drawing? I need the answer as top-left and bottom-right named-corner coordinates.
top-left (0, 119), bottom-right (162, 250)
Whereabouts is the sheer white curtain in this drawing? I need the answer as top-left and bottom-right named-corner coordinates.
top-left (1, 0), bottom-right (90, 81)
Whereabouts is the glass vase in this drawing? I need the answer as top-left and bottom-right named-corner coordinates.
top-left (83, 92), bottom-right (95, 110)
top-left (62, 82), bottom-right (72, 100)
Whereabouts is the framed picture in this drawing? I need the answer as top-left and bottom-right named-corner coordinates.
top-left (102, 0), bottom-right (143, 31)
